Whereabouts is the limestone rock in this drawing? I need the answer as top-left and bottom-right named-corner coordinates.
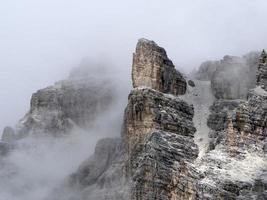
top-left (21, 40), bottom-right (267, 200)
top-left (123, 88), bottom-right (195, 158)
top-left (132, 39), bottom-right (187, 95)
top-left (194, 60), bottom-right (219, 81)
top-left (15, 68), bottom-right (116, 137)
top-left (124, 79), bottom-right (198, 199)
top-left (1, 126), bottom-right (15, 142)
top-left (207, 100), bottom-right (241, 131)
top-left (195, 52), bottom-right (259, 99)
top-left (0, 141), bottom-right (13, 156)
top-left (188, 80), bottom-right (196, 87)
top-left (130, 130), bottom-right (199, 200)
top-left (53, 39), bottom-right (198, 200)
top-left (47, 138), bottom-right (129, 200)
top-left (197, 74), bottom-right (267, 199)
top-left (256, 50), bottom-right (267, 90)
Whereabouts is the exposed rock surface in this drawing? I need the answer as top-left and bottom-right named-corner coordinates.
top-left (180, 80), bottom-right (215, 158)
top-left (1, 126), bottom-right (15, 142)
top-left (124, 88), bottom-right (195, 157)
top-left (50, 39), bottom-right (199, 200)
top-left (257, 50), bottom-right (267, 90)
top-left (123, 88), bottom-right (198, 200)
top-left (2, 66), bottom-right (117, 140)
top-left (48, 138), bottom-right (129, 200)
top-left (207, 100), bottom-right (241, 131)
top-left (132, 39), bottom-right (187, 95)
top-left (2, 38), bottom-right (266, 200)
top-left (194, 52), bottom-right (259, 99)
top-left (194, 61), bottom-right (219, 81)
top-left (195, 53), bottom-right (267, 199)
top-left (188, 80), bottom-right (196, 87)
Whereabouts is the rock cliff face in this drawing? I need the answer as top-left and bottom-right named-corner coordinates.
top-left (2, 39), bottom-right (266, 200)
top-left (125, 39), bottom-right (198, 200)
top-left (132, 39), bottom-right (187, 95)
top-left (195, 51), bottom-right (267, 199)
top-left (124, 88), bottom-right (198, 200)
top-left (194, 52), bottom-right (259, 99)
top-left (257, 50), bottom-right (267, 90)
top-left (49, 39), bottom-right (198, 200)
top-left (2, 66), bottom-right (116, 139)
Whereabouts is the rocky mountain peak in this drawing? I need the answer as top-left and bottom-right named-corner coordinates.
top-left (1, 39), bottom-right (267, 200)
top-left (132, 38), bottom-right (187, 95)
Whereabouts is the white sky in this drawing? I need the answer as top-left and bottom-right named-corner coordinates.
top-left (1, 0), bottom-right (267, 132)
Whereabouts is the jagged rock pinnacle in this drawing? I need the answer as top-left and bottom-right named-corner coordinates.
top-left (132, 38), bottom-right (187, 95)
top-left (256, 49), bottom-right (267, 90)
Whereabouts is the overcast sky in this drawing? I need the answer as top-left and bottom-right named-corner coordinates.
top-left (1, 0), bottom-right (267, 132)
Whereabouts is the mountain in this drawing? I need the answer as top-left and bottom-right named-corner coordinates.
top-left (1, 39), bottom-right (266, 200)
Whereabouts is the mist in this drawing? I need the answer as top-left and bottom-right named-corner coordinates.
top-left (1, 0), bottom-right (267, 199)
top-left (1, 0), bottom-right (267, 132)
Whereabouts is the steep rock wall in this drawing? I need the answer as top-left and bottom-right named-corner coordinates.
top-left (132, 39), bottom-right (187, 95)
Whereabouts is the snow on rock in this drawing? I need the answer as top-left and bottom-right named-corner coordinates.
top-left (180, 79), bottom-right (215, 158)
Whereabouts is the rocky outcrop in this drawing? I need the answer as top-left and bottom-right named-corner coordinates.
top-left (126, 40), bottom-right (199, 199)
top-left (2, 66), bottom-right (116, 139)
top-left (196, 54), bottom-right (267, 199)
top-left (1, 126), bottom-right (15, 142)
top-left (48, 138), bottom-right (129, 200)
top-left (194, 60), bottom-right (219, 81)
top-left (5, 38), bottom-right (266, 200)
top-left (129, 130), bottom-right (199, 200)
top-left (50, 39), bottom-right (199, 200)
top-left (207, 100), bottom-right (241, 131)
top-left (132, 39), bottom-right (187, 95)
top-left (194, 52), bottom-right (259, 99)
top-left (256, 50), bottom-right (267, 90)
top-left (124, 88), bottom-right (195, 157)
top-left (123, 88), bottom-right (198, 200)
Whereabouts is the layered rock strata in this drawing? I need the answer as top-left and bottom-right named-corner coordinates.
top-left (124, 88), bottom-right (199, 200)
top-left (256, 50), bottom-right (267, 90)
top-left (2, 66), bottom-right (116, 139)
top-left (3, 38), bottom-right (267, 200)
top-left (196, 51), bottom-right (267, 199)
top-left (194, 52), bottom-right (259, 99)
top-left (132, 39), bottom-right (187, 95)
top-left (50, 39), bottom-right (199, 200)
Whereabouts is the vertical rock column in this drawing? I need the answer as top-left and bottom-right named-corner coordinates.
top-left (256, 50), bottom-right (267, 90)
top-left (132, 39), bottom-right (187, 95)
top-left (124, 39), bottom-right (199, 200)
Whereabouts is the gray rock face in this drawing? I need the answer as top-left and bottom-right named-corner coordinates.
top-left (47, 138), bottom-right (129, 200)
top-left (0, 141), bottom-right (13, 156)
top-left (207, 100), bottom-right (241, 131)
top-left (1, 126), bottom-right (15, 142)
top-left (14, 70), bottom-right (116, 137)
top-left (5, 38), bottom-right (266, 200)
top-left (124, 88), bottom-right (195, 157)
top-left (188, 80), bottom-right (196, 87)
top-left (195, 52), bottom-right (259, 99)
top-left (70, 138), bottom-right (124, 187)
top-left (123, 88), bottom-right (198, 199)
top-left (51, 39), bottom-right (198, 200)
top-left (196, 72), bottom-right (267, 199)
top-left (211, 54), bottom-right (258, 99)
top-left (129, 131), bottom-right (199, 200)
top-left (132, 39), bottom-right (187, 95)
top-left (256, 50), bottom-right (267, 90)
top-left (194, 60), bottom-right (219, 81)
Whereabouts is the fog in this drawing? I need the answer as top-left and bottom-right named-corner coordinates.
top-left (1, 0), bottom-right (267, 132)
top-left (1, 0), bottom-right (267, 199)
